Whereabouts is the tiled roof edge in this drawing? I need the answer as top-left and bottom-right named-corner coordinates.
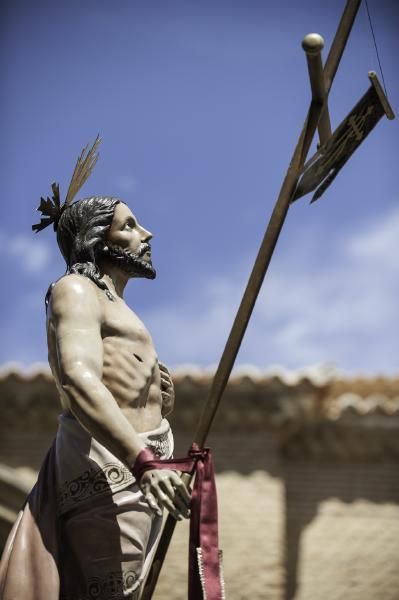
top-left (326, 392), bottom-right (399, 418)
top-left (0, 362), bottom-right (53, 381)
top-left (1, 362), bottom-right (399, 388)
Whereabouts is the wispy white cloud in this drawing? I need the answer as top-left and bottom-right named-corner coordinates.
top-left (0, 231), bottom-right (55, 364)
top-left (3, 209), bottom-right (397, 373)
top-left (1, 232), bottom-right (51, 274)
top-left (0, 290), bottom-right (48, 364)
top-left (347, 209), bottom-right (399, 263)
top-left (144, 208), bottom-right (399, 374)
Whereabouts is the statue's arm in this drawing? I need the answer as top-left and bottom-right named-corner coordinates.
top-left (49, 275), bottom-right (146, 466)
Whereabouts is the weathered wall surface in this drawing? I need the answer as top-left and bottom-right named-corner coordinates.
top-left (283, 461), bottom-right (399, 600)
top-left (155, 470), bottom-right (285, 600)
top-left (1, 366), bottom-right (399, 599)
top-left (155, 431), bottom-right (285, 600)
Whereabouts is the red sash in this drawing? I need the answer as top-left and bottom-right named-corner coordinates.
top-left (132, 443), bottom-right (224, 600)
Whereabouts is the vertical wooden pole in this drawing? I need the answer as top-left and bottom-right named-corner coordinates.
top-left (140, 1), bottom-right (362, 598)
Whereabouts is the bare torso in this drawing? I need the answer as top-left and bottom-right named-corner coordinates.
top-left (47, 281), bottom-right (163, 433)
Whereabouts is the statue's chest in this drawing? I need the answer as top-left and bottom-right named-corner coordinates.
top-left (101, 299), bottom-right (153, 347)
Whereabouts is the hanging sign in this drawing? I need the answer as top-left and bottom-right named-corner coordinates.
top-left (293, 72), bottom-right (395, 203)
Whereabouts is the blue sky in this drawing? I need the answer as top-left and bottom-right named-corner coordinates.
top-left (0, 0), bottom-right (398, 374)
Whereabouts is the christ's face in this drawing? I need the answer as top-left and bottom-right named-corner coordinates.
top-left (105, 202), bottom-right (156, 279)
top-left (108, 203), bottom-right (152, 256)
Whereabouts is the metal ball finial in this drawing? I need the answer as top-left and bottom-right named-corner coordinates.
top-left (302, 33), bottom-right (325, 55)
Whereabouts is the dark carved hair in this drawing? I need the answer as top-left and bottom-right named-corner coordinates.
top-left (47, 196), bottom-right (123, 305)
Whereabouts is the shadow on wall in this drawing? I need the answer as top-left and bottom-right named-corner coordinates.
top-left (282, 459), bottom-right (399, 600)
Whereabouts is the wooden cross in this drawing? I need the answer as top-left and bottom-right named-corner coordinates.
top-left (141, 1), bottom-right (394, 597)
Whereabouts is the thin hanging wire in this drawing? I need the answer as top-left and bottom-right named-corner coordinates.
top-left (364, 0), bottom-right (389, 98)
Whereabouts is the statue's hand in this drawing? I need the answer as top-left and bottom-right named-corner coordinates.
top-left (159, 362), bottom-right (175, 416)
top-left (138, 468), bottom-right (191, 520)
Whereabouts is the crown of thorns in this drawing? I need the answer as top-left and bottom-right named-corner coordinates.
top-left (32, 135), bottom-right (101, 233)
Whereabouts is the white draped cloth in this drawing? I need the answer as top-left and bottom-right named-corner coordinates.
top-left (0, 414), bottom-right (174, 600)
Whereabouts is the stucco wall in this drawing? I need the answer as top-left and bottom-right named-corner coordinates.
top-left (1, 366), bottom-right (399, 599)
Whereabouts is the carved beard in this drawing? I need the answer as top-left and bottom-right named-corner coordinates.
top-left (102, 242), bottom-right (156, 279)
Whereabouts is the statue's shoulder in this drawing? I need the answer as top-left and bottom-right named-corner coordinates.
top-left (50, 273), bottom-right (98, 299)
top-left (47, 274), bottom-right (101, 318)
